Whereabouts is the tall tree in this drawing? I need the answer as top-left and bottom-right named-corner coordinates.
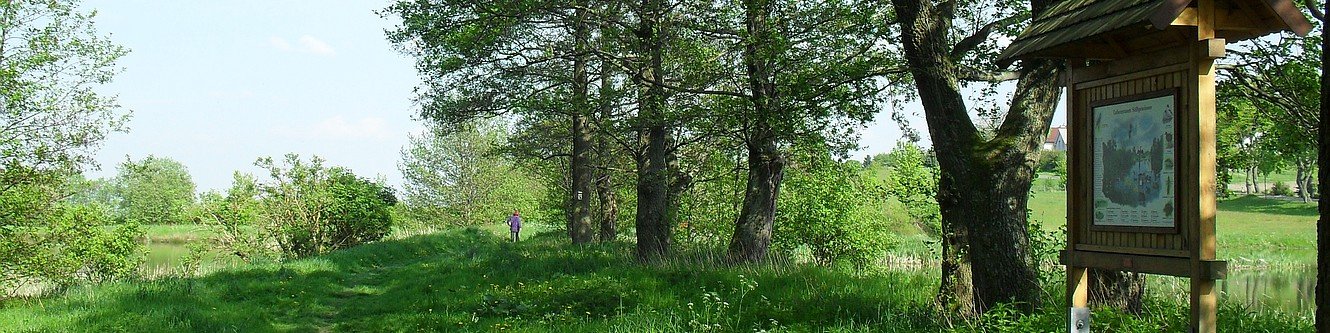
top-left (116, 155), bottom-right (197, 225)
top-left (888, 0), bottom-right (1063, 314)
top-left (1224, 23), bottom-right (1322, 201)
top-left (399, 120), bottom-right (542, 226)
top-left (568, 0), bottom-right (596, 244)
top-left (0, 0), bottom-right (130, 195)
top-left (630, 0), bottom-right (674, 261)
top-left (382, 0), bottom-right (599, 243)
top-left (0, 0), bottom-right (137, 295)
top-left (620, 0), bottom-right (897, 262)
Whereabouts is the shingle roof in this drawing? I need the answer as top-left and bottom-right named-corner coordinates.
top-left (997, 0), bottom-right (1313, 66)
top-left (998, 0), bottom-right (1163, 65)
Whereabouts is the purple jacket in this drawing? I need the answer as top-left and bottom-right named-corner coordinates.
top-left (507, 215), bottom-right (522, 231)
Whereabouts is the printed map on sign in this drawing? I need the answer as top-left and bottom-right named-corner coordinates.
top-left (1092, 93), bottom-right (1176, 229)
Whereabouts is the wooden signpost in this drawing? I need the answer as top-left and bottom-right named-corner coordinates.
top-left (997, 1), bottom-right (1310, 332)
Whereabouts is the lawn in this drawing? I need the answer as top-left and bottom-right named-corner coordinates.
top-left (0, 223), bottom-right (1312, 332)
top-left (1027, 191), bottom-right (1318, 266)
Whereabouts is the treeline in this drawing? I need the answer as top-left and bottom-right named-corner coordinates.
top-left (379, 0), bottom-right (1068, 316)
top-left (394, 117), bottom-right (943, 267)
top-left (1217, 13), bottom-right (1322, 201)
top-left (375, 0), bottom-right (1079, 315)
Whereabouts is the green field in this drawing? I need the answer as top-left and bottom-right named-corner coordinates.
top-left (1027, 191), bottom-right (1318, 267)
top-left (0, 224), bottom-right (1311, 332)
top-left (2, 192), bottom-right (1318, 331)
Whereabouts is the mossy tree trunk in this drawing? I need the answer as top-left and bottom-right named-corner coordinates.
top-left (890, 0), bottom-right (1063, 315)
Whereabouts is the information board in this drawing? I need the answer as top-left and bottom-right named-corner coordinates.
top-left (1091, 90), bottom-right (1177, 231)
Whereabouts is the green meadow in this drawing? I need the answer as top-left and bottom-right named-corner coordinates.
top-left (1028, 191), bottom-right (1318, 267)
top-left (0, 212), bottom-right (1317, 332)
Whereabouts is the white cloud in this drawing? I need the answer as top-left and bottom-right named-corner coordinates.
top-left (273, 116), bottom-right (391, 141)
top-left (269, 35), bottom-right (336, 57)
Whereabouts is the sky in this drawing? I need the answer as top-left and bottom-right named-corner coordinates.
top-left (82, 1), bottom-right (1063, 192)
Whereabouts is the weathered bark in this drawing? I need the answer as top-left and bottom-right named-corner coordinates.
top-left (891, 0), bottom-right (1062, 315)
top-left (728, 138), bottom-right (784, 262)
top-left (1316, 0), bottom-right (1328, 330)
top-left (595, 58), bottom-right (619, 243)
top-left (1089, 270), bottom-right (1146, 314)
top-left (727, 0), bottom-right (785, 263)
top-left (636, 119), bottom-right (670, 261)
top-left (567, 3), bottom-right (595, 244)
top-left (633, 0), bottom-right (671, 261)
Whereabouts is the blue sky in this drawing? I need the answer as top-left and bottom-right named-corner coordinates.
top-left (85, 1), bottom-right (420, 191)
top-left (81, 1), bottom-right (1061, 192)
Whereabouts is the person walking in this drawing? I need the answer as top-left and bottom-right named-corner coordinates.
top-left (507, 210), bottom-right (522, 242)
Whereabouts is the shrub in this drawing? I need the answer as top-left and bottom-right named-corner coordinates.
top-left (324, 168), bottom-right (397, 249)
top-left (202, 154), bottom-right (396, 260)
top-left (1271, 181), bottom-right (1293, 196)
top-left (885, 142), bottom-right (940, 236)
top-left (774, 156), bottom-right (895, 267)
top-left (1, 189), bottom-right (144, 296)
top-left (196, 173), bottom-right (267, 262)
top-left (1036, 151), bottom-right (1065, 173)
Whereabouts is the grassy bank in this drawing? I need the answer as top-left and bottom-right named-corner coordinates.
top-left (0, 225), bottom-right (1310, 332)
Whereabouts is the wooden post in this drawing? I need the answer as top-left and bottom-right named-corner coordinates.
top-left (1191, 1), bottom-right (1220, 331)
top-left (1066, 60), bottom-right (1091, 333)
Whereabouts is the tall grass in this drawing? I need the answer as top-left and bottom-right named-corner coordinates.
top-left (0, 225), bottom-right (1311, 332)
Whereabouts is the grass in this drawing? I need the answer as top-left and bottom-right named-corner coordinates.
top-left (0, 224), bottom-right (1312, 332)
top-left (143, 224), bottom-right (214, 244)
top-left (1232, 169), bottom-right (1304, 187)
top-left (1027, 190), bottom-right (1317, 266)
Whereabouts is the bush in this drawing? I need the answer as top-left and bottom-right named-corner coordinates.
top-left (1036, 151), bottom-right (1065, 173)
top-left (196, 173), bottom-right (267, 262)
top-left (1, 187), bottom-right (144, 296)
top-left (202, 154), bottom-right (396, 260)
top-left (324, 168), bottom-right (397, 249)
top-left (774, 156), bottom-right (895, 268)
top-left (1271, 181), bottom-right (1293, 196)
top-left (885, 142), bottom-right (940, 235)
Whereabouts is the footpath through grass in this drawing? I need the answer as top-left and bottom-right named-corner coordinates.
top-left (0, 225), bottom-right (1311, 332)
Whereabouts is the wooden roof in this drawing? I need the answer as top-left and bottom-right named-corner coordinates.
top-left (998, 0), bottom-right (1313, 66)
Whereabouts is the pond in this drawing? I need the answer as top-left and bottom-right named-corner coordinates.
top-left (143, 241), bottom-right (240, 278)
top-left (1148, 267), bottom-right (1314, 315)
top-left (1218, 268), bottom-right (1315, 314)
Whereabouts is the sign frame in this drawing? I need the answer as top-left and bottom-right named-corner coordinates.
top-left (1087, 88), bottom-right (1182, 234)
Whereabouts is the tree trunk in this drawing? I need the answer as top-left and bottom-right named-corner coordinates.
top-left (891, 0), bottom-right (1062, 315)
top-left (727, 0), bottom-right (784, 263)
top-left (1246, 165), bottom-right (1255, 194)
top-left (596, 169), bottom-right (618, 242)
top-left (634, 0), bottom-right (671, 261)
top-left (1089, 270), bottom-right (1146, 314)
top-left (1316, 0), bottom-right (1328, 330)
top-left (595, 59), bottom-right (619, 243)
top-left (728, 138), bottom-right (784, 262)
top-left (636, 120), bottom-right (670, 261)
top-left (1299, 158), bottom-right (1312, 202)
top-left (568, 3), bottom-right (595, 244)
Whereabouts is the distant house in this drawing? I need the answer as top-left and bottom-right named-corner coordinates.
top-left (1043, 126), bottom-right (1068, 151)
